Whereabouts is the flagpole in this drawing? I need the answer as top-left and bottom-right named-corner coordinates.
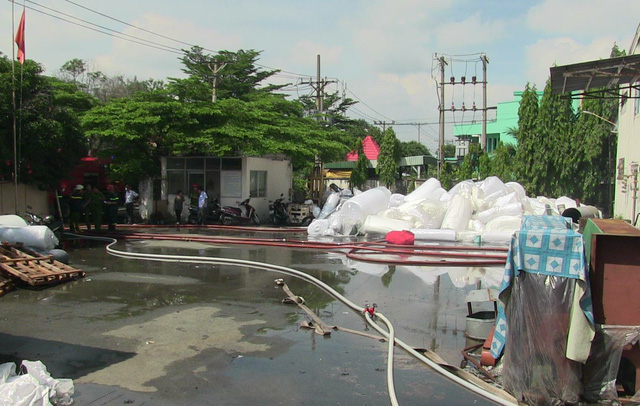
top-left (11, 0), bottom-right (19, 214)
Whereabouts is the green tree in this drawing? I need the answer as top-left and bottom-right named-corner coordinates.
top-left (0, 56), bottom-right (91, 187)
top-left (514, 83), bottom-right (540, 195)
top-left (490, 142), bottom-right (517, 182)
top-left (81, 90), bottom-right (193, 183)
top-left (349, 138), bottom-right (369, 189)
top-left (400, 141), bottom-right (432, 157)
top-left (377, 128), bottom-right (399, 189)
top-left (443, 143), bottom-right (456, 158)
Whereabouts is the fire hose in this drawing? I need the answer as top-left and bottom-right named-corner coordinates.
top-left (69, 232), bottom-right (517, 405)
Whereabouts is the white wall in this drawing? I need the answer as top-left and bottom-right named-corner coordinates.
top-left (614, 24), bottom-right (640, 224)
top-left (0, 182), bottom-right (48, 216)
top-left (243, 156), bottom-right (292, 221)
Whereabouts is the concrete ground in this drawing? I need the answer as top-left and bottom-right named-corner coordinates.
top-left (0, 228), bottom-right (505, 405)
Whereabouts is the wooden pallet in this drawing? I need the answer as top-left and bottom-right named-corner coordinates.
top-left (0, 275), bottom-right (16, 297)
top-left (0, 242), bottom-right (84, 287)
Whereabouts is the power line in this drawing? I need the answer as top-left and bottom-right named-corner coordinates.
top-left (24, 0), bottom-right (183, 53)
top-left (17, 4), bottom-right (183, 55)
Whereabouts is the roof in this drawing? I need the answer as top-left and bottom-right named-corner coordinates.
top-left (346, 135), bottom-right (380, 161)
top-left (550, 54), bottom-right (640, 99)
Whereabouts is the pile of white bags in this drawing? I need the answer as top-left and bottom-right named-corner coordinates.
top-left (307, 176), bottom-right (599, 244)
top-left (0, 360), bottom-right (74, 406)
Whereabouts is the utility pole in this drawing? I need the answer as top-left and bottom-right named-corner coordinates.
top-left (374, 120), bottom-right (395, 132)
top-left (438, 55), bottom-right (446, 177)
top-left (481, 54), bottom-right (489, 150)
top-left (300, 55), bottom-right (337, 120)
top-left (208, 61), bottom-right (227, 103)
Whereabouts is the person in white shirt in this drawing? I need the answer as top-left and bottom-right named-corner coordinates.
top-left (124, 185), bottom-right (139, 224)
top-left (197, 186), bottom-right (209, 225)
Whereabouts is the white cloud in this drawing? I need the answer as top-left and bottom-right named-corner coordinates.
top-left (525, 36), bottom-right (621, 88)
top-left (527, 0), bottom-right (640, 42)
top-left (436, 13), bottom-right (509, 51)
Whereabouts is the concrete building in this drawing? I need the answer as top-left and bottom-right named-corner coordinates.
top-left (452, 92), bottom-right (540, 157)
top-left (158, 155), bottom-right (292, 222)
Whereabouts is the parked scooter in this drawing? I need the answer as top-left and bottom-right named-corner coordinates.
top-left (25, 211), bottom-right (64, 242)
top-left (269, 194), bottom-right (288, 225)
top-left (219, 197), bottom-right (260, 225)
top-left (187, 198), bottom-right (222, 224)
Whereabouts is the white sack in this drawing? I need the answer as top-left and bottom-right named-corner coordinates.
top-left (440, 194), bottom-right (472, 232)
top-left (388, 193), bottom-right (406, 208)
top-left (476, 202), bottom-right (524, 224)
top-left (479, 231), bottom-right (514, 245)
top-left (339, 187), bottom-right (392, 226)
top-left (485, 215), bottom-right (523, 233)
top-left (361, 215), bottom-right (413, 235)
top-left (0, 226), bottom-right (58, 252)
top-left (410, 228), bottom-right (457, 242)
top-left (448, 180), bottom-right (474, 196)
top-left (505, 182), bottom-right (527, 202)
top-left (405, 178), bottom-right (441, 202)
top-left (307, 219), bottom-right (329, 236)
top-left (317, 192), bottom-right (340, 219)
top-left (0, 215), bottom-right (28, 227)
top-left (555, 196), bottom-right (578, 211)
top-left (478, 176), bottom-right (508, 196)
top-left (415, 199), bottom-right (448, 229)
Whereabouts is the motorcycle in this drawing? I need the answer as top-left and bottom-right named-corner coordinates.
top-left (187, 198), bottom-right (222, 224)
top-left (219, 197), bottom-right (260, 226)
top-left (269, 194), bottom-right (288, 225)
top-left (25, 211), bottom-right (64, 242)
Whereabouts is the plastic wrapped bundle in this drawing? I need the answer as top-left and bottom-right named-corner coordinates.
top-left (388, 193), bottom-right (406, 208)
top-left (484, 215), bottom-right (523, 233)
top-left (415, 199), bottom-right (447, 229)
top-left (478, 231), bottom-right (515, 245)
top-left (339, 187), bottom-right (391, 226)
top-left (478, 176), bottom-right (508, 196)
top-left (410, 228), bottom-right (457, 242)
top-left (476, 202), bottom-right (524, 224)
top-left (317, 192), bottom-right (340, 219)
top-left (361, 215), bottom-right (413, 235)
top-left (0, 215), bottom-right (28, 227)
top-left (405, 178), bottom-right (441, 202)
top-left (307, 219), bottom-right (329, 236)
top-left (0, 226), bottom-right (58, 251)
top-left (441, 194), bottom-right (472, 232)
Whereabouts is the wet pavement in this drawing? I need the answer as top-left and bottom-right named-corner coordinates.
top-left (0, 226), bottom-right (506, 405)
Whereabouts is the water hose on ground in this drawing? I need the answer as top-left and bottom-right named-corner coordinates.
top-left (69, 233), bottom-right (517, 405)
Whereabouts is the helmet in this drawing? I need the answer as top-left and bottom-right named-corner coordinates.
top-left (75, 184), bottom-right (84, 191)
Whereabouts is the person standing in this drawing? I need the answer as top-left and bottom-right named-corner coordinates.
top-left (124, 185), bottom-right (139, 225)
top-left (104, 184), bottom-right (120, 231)
top-left (69, 184), bottom-right (84, 232)
top-left (88, 184), bottom-right (105, 231)
top-left (174, 190), bottom-right (185, 224)
top-left (197, 186), bottom-right (208, 225)
top-left (82, 184), bottom-right (93, 230)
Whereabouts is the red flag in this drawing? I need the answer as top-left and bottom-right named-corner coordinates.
top-left (15, 10), bottom-right (25, 64)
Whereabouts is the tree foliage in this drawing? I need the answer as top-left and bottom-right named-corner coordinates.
top-left (0, 56), bottom-right (91, 188)
top-left (349, 138), bottom-right (369, 189)
top-left (377, 128), bottom-right (399, 189)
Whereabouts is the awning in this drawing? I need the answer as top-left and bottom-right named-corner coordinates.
top-left (550, 54), bottom-right (640, 99)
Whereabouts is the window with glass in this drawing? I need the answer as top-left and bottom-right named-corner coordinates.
top-left (250, 171), bottom-right (267, 198)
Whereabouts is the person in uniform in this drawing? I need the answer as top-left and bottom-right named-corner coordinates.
top-left (104, 184), bottom-right (120, 231)
top-left (68, 184), bottom-right (84, 232)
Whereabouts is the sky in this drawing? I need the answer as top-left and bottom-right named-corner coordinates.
top-left (3, 0), bottom-right (640, 153)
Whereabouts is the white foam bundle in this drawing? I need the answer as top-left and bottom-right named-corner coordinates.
top-left (476, 202), bottom-right (524, 224)
top-left (485, 215), bottom-right (523, 233)
top-left (388, 193), bottom-right (406, 208)
top-left (555, 196), bottom-right (578, 211)
top-left (506, 182), bottom-right (527, 202)
top-left (479, 231), bottom-right (515, 245)
top-left (307, 219), bottom-right (329, 236)
top-left (414, 199), bottom-right (448, 229)
top-left (317, 192), bottom-right (340, 219)
top-left (411, 228), bottom-right (457, 242)
top-left (361, 215), bottom-right (413, 235)
top-left (441, 194), bottom-right (472, 232)
top-left (405, 178), bottom-right (441, 202)
top-left (339, 187), bottom-right (391, 226)
top-left (0, 215), bottom-right (28, 227)
top-left (0, 226), bottom-right (58, 252)
top-left (478, 176), bottom-right (508, 196)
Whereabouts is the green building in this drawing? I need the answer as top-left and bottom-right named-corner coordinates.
top-left (452, 91), bottom-right (525, 157)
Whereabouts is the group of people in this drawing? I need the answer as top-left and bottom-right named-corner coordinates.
top-left (173, 185), bottom-right (208, 225)
top-left (63, 184), bottom-right (138, 232)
